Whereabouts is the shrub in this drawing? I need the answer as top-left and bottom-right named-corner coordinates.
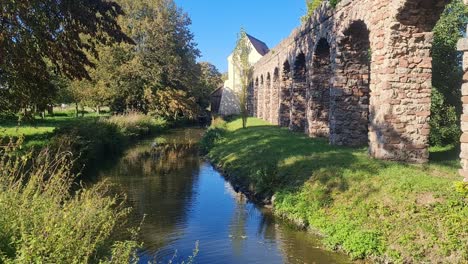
top-left (199, 127), bottom-right (226, 154)
top-left (199, 116), bottom-right (227, 154)
top-left (51, 113), bottom-right (167, 173)
top-left (105, 112), bottom-right (167, 139)
top-left (0, 140), bottom-right (137, 263)
top-left (52, 120), bottom-right (125, 173)
top-left (430, 87), bottom-right (460, 146)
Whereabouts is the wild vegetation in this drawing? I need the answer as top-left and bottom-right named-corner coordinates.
top-left (0, 0), bottom-right (215, 261)
top-left (0, 141), bottom-right (138, 263)
top-left (203, 117), bottom-right (468, 263)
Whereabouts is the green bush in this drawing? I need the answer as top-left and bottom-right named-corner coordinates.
top-left (430, 87), bottom-right (461, 146)
top-left (0, 140), bottom-right (138, 263)
top-left (52, 120), bottom-right (125, 173)
top-left (199, 127), bottom-right (226, 154)
top-left (105, 113), bottom-right (167, 139)
top-left (51, 113), bottom-right (167, 173)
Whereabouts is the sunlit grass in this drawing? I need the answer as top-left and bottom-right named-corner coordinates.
top-left (0, 108), bottom-right (108, 148)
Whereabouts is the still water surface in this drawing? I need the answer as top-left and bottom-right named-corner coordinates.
top-left (98, 128), bottom-right (350, 264)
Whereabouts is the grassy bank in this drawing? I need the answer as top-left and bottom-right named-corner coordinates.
top-left (203, 117), bottom-right (468, 263)
top-left (0, 138), bottom-right (139, 263)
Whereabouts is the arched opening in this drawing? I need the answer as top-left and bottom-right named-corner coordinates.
top-left (280, 61), bottom-right (292, 127)
top-left (271, 67), bottom-right (280, 125)
top-left (332, 20), bottom-right (371, 146)
top-left (254, 77), bottom-right (259, 117)
top-left (259, 75), bottom-right (264, 119)
top-left (247, 80), bottom-right (255, 116)
top-left (291, 53), bottom-right (307, 132)
top-left (308, 38), bottom-right (331, 137)
top-left (265, 72), bottom-right (272, 122)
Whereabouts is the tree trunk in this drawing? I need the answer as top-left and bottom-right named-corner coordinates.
top-left (97, 105), bottom-right (101, 115)
top-left (47, 104), bottom-right (54, 115)
top-left (75, 102), bottom-right (79, 118)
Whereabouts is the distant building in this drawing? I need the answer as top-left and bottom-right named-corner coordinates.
top-left (209, 86), bottom-right (223, 114)
top-left (217, 34), bottom-right (269, 116)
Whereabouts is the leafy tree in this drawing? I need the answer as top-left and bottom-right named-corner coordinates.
top-left (430, 0), bottom-right (468, 146)
top-left (105, 0), bottom-right (201, 118)
top-left (233, 28), bottom-right (253, 129)
top-left (195, 62), bottom-right (223, 109)
top-left (145, 88), bottom-right (199, 121)
top-left (0, 0), bottom-right (132, 114)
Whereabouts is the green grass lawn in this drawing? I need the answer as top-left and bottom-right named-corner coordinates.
top-left (206, 117), bottom-right (467, 263)
top-left (0, 108), bottom-right (109, 149)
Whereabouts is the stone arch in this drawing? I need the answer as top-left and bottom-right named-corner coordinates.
top-left (308, 38), bottom-right (331, 137)
top-left (290, 52), bottom-right (308, 132)
top-left (265, 72), bottom-right (272, 122)
top-left (397, 0), bottom-right (449, 32)
top-left (280, 60), bottom-right (292, 127)
top-left (271, 67), bottom-right (280, 125)
top-left (331, 20), bottom-right (371, 146)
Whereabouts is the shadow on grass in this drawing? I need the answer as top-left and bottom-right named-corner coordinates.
top-left (429, 145), bottom-right (460, 168)
top-left (0, 116), bottom-right (102, 147)
top-left (209, 124), bottom-right (387, 205)
top-left (211, 118), bottom-right (462, 206)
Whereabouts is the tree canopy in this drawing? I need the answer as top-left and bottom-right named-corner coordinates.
top-left (0, 0), bottom-right (133, 113)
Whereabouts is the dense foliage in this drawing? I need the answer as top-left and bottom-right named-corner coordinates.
top-left (0, 141), bottom-right (138, 262)
top-left (430, 0), bottom-right (468, 146)
top-left (0, 0), bottom-right (132, 115)
top-left (68, 0), bottom-right (222, 120)
top-left (1, 0), bottom-right (222, 122)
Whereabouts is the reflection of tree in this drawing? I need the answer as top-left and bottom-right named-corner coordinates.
top-left (98, 129), bottom-right (204, 253)
top-left (229, 195), bottom-right (248, 256)
top-left (256, 210), bottom-right (277, 242)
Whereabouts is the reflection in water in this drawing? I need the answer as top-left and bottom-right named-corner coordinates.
top-left (98, 128), bottom-right (350, 264)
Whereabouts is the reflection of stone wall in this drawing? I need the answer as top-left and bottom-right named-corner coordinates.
top-left (458, 0), bottom-right (468, 182)
top-left (250, 0), bottom-right (449, 163)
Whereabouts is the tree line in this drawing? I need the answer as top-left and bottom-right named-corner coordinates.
top-left (0, 0), bottom-right (223, 121)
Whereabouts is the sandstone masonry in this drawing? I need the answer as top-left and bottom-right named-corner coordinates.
top-left (249, 0), bottom-right (449, 163)
top-left (458, 0), bottom-right (468, 181)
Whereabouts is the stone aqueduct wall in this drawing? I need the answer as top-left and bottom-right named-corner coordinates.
top-left (458, 0), bottom-right (468, 182)
top-left (249, 0), bottom-right (449, 163)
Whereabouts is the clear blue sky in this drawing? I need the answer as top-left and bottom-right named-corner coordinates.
top-left (174, 0), bottom-right (306, 73)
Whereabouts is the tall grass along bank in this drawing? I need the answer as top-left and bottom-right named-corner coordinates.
top-left (0, 141), bottom-right (138, 263)
top-left (203, 117), bottom-right (468, 263)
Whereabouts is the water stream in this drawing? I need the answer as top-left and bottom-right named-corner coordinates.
top-left (97, 128), bottom-right (350, 264)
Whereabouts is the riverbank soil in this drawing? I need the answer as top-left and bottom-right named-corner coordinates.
top-left (205, 117), bottom-right (468, 263)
